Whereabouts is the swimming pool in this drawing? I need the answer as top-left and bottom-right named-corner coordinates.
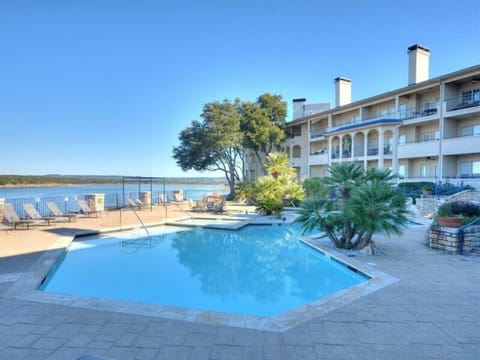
top-left (40, 224), bottom-right (368, 317)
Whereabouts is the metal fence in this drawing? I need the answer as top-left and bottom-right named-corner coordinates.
top-left (3, 190), bottom-right (202, 219)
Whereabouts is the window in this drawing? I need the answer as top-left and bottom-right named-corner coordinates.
top-left (398, 134), bottom-right (406, 145)
top-left (434, 163), bottom-right (439, 178)
top-left (434, 130), bottom-right (440, 140)
top-left (460, 125), bottom-right (480, 136)
top-left (291, 125), bottom-right (301, 137)
top-left (474, 89), bottom-right (480, 102)
top-left (460, 162), bottom-right (471, 177)
top-left (292, 145), bottom-right (301, 158)
top-left (462, 91), bottom-right (473, 104)
top-left (460, 161), bottom-right (480, 177)
top-left (474, 161), bottom-right (480, 176)
top-left (398, 165), bottom-right (406, 178)
top-left (462, 89), bottom-right (480, 104)
top-left (421, 164), bottom-right (430, 177)
top-left (399, 104), bottom-right (407, 119)
top-left (422, 133), bottom-right (431, 142)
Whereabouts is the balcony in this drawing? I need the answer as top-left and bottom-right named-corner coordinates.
top-left (397, 139), bottom-right (439, 158)
top-left (442, 135), bottom-right (480, 155)
top-left (399, 106), bottom-right (439, 126)
top-left (309, 151), bottom-right (329, 165)
top-left (310, 127), bottom-right (328, 139)
top-left (445, 95), bottom-right (480, 115)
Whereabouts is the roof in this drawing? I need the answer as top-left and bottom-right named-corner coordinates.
top-left (326, 118), bottom-right (402, 135)
top-left (286, 64), bottom-right (480, 126)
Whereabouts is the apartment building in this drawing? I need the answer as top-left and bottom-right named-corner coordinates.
top-left (272, 44), bottom-right (480, 188)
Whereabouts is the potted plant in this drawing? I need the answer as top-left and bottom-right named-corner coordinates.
top-left (421, 182), bottom-right (434, 195)
top-left (436, 201), bottom-right (480, 228)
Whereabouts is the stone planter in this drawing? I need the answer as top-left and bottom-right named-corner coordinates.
top-left (437, 216), bottom-right (463, 228)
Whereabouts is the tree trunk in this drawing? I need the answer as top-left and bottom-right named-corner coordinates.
top-left (254, 150), bottom-right (268, 175)
top-left (354, 232), bottom-right (373, 250)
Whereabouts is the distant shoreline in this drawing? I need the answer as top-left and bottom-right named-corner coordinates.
top-left (0, 175), bottom-right (227, 189)
top-left (0, 181), bottom-right (228, 189)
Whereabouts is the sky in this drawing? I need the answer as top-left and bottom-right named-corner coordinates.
top-left (1, 0), bottom-right (479, 177)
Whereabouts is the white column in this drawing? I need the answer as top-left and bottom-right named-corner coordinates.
top-left (351, 133), bottom-right (355, 159)
top-left (378, 128), bottom-right (384, 169)
top-left (392, 126), bottom-right (399, 173)
top-left (328, 136), bottom-right (332, 166)
top-left (363, 131), bottom-right (368, 169)
top-left (339, 135), bottom-right (344, 162)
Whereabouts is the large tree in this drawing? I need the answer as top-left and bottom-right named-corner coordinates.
top-left (240, 93), bottom-right (287, 173)
top-left (172, 100), bottom-right (243, 198)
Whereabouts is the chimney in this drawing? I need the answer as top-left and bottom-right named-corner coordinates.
top-left (334, 77), bottom-right (352, 107)
top-left (292, 98), bottom-right (306, 120)
top-left (408, 44), bottom-right (430, 85)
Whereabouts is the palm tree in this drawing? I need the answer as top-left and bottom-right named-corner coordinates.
top-left (297, 163), bottom-right (409, 250)
top-left (347, 178), bottom-right (409, 249)
top-left (263, 152), bottom-right (296, 179)
top-left (324, 162), bottom-right (364, 200)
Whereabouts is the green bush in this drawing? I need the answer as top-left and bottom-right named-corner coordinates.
top-left (303, 177), bottom-right (328, 198)
top-left (437, 201), bottom-right (480, 225)
top-left (256, 197), bottom-right (283, 216)
top-left (397, 181), bottom-right (435, 195)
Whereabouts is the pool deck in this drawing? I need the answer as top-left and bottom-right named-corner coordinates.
top-left (1, 203), bottom-right (479, 359)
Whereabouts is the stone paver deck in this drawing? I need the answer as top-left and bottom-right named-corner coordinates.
top-left (1, 204), bottom-right (479, 359)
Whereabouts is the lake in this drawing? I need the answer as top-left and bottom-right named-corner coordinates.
top-left (0, 183), bottom-right (228, 212)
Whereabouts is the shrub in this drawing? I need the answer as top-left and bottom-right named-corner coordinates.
top-left (436, 201), bottom-right (480, 225)
top-left (303, 177), bottom-right (329, 198)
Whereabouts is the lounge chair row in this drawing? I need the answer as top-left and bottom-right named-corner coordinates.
top-left (1, 199), bottom-right (100, 230)
top-left (126, 195), bottom-right (168, 210)
top-left (188, 194), bottom-right (225, 213)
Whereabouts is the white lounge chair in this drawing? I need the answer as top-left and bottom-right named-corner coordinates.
top-left (77, 199), bottom-right (100, 217)
top-left (2, 203), bottom-right (45, 229)
top-left (22, 203), bottom-right (56, 226)
top-left (46, 201), bottom-right (78, 222)
top-left (127, 198), bottom-right (143, 209)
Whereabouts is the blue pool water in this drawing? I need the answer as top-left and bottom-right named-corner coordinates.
top-left (40, 225), bottom-right (368, 317)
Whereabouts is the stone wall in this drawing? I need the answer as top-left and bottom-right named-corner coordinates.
top-left (415, 190), bottom-right (480, 217)
top-left (429, 225), bottom-right (480, 254)
top-left (416, 197), bottom-right (439, 217)
top-left (464, 226), bottom-right (480, 253)
top-left (444, 190), bottom-right (480, 204)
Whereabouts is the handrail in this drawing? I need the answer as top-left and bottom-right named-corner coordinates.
top-left (169, 201), bottom-right (195, 223)
top-left (457, 216), bottom-right (480, 255)
top-left (130, 207), bottom-right (150, 238)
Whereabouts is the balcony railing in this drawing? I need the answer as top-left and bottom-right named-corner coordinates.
top-left (445, 95), bottom-right (480, 112)
top-left (332, 117), bottom-right (357, 128)
top-left (310, 149), bottom-right (328, 155)
top-left (401, 106), bottom-right (438, 120)
top-left (310, 127), bottom-right (328, 138)
top-left (363, 108), bottom-right (397, 121)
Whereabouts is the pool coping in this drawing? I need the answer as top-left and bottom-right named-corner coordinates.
top-left (3, 217), bottom-right (398, 332)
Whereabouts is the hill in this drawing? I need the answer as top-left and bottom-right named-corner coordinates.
top-left (0, 175), bottom-right (226, 187)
